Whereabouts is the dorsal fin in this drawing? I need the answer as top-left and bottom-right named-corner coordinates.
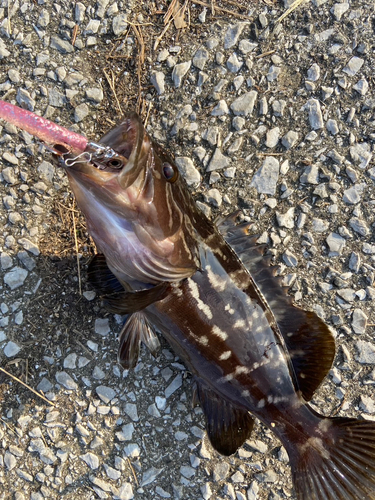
top-left (218, 215), bottom-right (335, 401)
top-left (194, 380), bottom-right (255, 456)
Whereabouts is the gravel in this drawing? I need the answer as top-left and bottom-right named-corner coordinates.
top-left (1, 1), bottom-right (375, 499)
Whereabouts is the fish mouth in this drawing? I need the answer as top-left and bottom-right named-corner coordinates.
top-left (56, 112), bottom-right (148, 189)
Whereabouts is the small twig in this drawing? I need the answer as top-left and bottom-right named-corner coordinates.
top-left (154, 20), bottom-right (172, 51)
top-left (72, 203), bottom-right (82, 296)
top-left (103, 68), bottom-right (123, 115)
top-left (72, 24), bottom-right (79, 46)
top-left (275, 0), bottom-right (307, 24)
top-left (256, 50), bottom-right (276, 59)
top-left (144, 101), bottom-right (153, 128)
top-left (193, 0), bottom-right (251, 20)
top-left (127, 457), bottom-right (139, 486)
top-left (0, 367), bottom-right (56, 407)
top-left (130, 24), bottom-right (145, 114)
top-left (257, 152), bottom-right (284, 157)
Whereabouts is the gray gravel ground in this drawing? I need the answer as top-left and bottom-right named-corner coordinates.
top-left (0, 0), bottom-right (375, 499)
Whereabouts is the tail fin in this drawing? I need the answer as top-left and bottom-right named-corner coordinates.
top-left (290, 417), bottom-right (375, 500)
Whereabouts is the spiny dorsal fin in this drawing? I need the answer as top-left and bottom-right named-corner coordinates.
top-left (195, 380), bottom-right (255, 456)
top-left (218, 215), bottom-right (335, 401)
top-left (118, 312), bottom-right (160, 369)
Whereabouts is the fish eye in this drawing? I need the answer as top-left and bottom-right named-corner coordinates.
top-left (162, 162), bottom-right (178, 183)
top-left (106, 158), bottom-right (124, 169)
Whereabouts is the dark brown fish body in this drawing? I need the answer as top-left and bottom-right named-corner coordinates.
top-left (56, 113), bottom-right (375, 500)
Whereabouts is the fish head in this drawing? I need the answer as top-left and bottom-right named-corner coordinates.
top-left (57, 112), bottom-right (200, 283)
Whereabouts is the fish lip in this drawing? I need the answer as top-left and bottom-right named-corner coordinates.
top-left (56, 112), bottom-right (146, 188)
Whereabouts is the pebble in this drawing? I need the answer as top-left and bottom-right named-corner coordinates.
top-left (213, 462), bottom-right (230, 481)
top-left (74, 103), bottom-right (89, 122)
top-left (230, 91), bottom-right (257, 116)
top-left (3, 153), bottom-right (19, 166)
top-left (192, 47), bottom-right (209, 70)
top-left (300, 165), bottom-right (319, 184)
top-left (224, 22), bottom-right (247, 49)
top-left (180, 465), bottom-right (195, 479)
top-left (165, 373), bottom-right (183, 398)
top-left (350, 143), bottom-right (372, 169)
top-left (3, 341), bottom-right (21, 357)
top-left (359, 395), bottom-right (375, 414)
top-left (116, 423), bottom-right (134, 441)
top-left (96, 385), bottom-right (116, 403)
top-left (204, 189), bottom-right (222, 207)
top-left (247, 481), bottom-right (260, 500)
top-left (265, 127), bottom-right (280, 148)
top-left (305, 99), bottom-right (324, 130)
top-left (4, 267), bottom-right (28, 290)
top-left (50, 36), bottom-right (74, 53)
top-left (343, 56), bottom-right (364, 77)
top-left (352, 309), bottom-right (367, 334)
top-left (150, 72), bottom-right (165, 95)
top-left (55, 371), bottom-right (78, 390)
top-left (250, 157), bottom-right (279, 195)
top-left (113, 483), bottom-right (133, 500)
top-left (326, 119), bottom-right (339, 135)
top-left (211, 100), bottom-right (229, 116)
top-left (282, 250), bottom-right (298, 267)
top-left (326, 233), bottom-right (346, 256)
top-left (267, 65), bottom-right (281, 82)
top-left (80, 452), bottom-right (99, 470)
top-left (207, 148), bottom-right (230, 172)
top-left (307, 63), bottom-right (320, 81)
top-left (201, 483), bottom-right (212, 499)
top-left (86, 88), bottom-right (104, 102)
top-left (18, 238), bottom-right (40, 256)
top-left (227, 53), bottom-right (243, 73)
top-left (112, 14), bottom-right (128, 35)
top-left (95, 318), bottom-right (110, 336)
top-left (141, 467), bottom-right (163, 486)
top-left (276, 207), bottom-right (295, 229)
top-left (349, 217), bottom-right (369, 237)
top-left (282, 130), bottom-right (299, 149)
top-left (355, 341), bottom-right (375, 364)
top-left (331, 2), bottom-right (349, 20)
top-left (343, 183), bottom-right (365, 204)
top-left (63, 353), bottom-right (77, 369)
top-left (172, 61), bottom-right (191, 88)
top-left (124, 403), bottom-right (139, 422)
top-left (353, 79), bottom-right (369, 95)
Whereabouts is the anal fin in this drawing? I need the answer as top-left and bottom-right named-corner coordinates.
top-left (118, 311), bottom-right (160, 369)
top-left (195, 380), bottom-right (255, 456)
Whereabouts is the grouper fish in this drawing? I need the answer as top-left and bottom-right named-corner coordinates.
top-left (0, 101), bottom-right (375, 499)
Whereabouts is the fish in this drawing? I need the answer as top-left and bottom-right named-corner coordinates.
top-left (1, 102), bottom-right (375, 499)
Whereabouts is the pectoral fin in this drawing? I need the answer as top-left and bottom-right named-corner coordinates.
top-left (88, 254), bottom-right (124, 294)
top-left (88, 253), bottom-right (171, 314)
top-left (194, 380), bottom-right (255, 456)
top-left (103, 281), bottom-right (171, 314)
top-left (118, 311), bottom-right (160, 369)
